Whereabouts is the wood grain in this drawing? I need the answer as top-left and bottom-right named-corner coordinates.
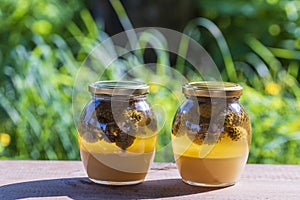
top-left (0, 161), bottom-right (300, 199)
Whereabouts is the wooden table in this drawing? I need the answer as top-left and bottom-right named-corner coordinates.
top-left (0, 161), bottom-right (300, 199)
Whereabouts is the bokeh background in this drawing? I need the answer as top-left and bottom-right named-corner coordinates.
top-left (0, 0), bottom-right (300, 163)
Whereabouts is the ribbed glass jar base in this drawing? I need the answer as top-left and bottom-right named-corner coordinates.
top-left (182, 179), bottom-right (236, 187)
top-left (89, 178), bottom-right (144, 186)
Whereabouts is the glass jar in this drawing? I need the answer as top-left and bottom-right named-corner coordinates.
top-left (172, 82), bottom-right (251, 187)
top-left (78, 81), bottom-right (157, 185)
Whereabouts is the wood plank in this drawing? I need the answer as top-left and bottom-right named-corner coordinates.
top-left (0, 161), bottom-right (300, 199)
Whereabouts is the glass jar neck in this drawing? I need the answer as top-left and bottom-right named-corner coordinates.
top-left (185, 95), bottom-right (239, 103)
top-left (91, 94), bottom-right (147, 101)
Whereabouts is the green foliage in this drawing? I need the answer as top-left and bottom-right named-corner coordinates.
top-left (1, 0), bottom-right (300, 164)
top-left (241, 85), bottom-right (300, 164)
top-left (0, 0), bottom-right (84, 159)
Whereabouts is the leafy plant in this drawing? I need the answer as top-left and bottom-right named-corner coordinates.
top-left (0, 0), bottom-right (84, 159)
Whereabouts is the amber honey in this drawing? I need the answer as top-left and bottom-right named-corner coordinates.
top-left (79, 135), bottom-right (157, 184)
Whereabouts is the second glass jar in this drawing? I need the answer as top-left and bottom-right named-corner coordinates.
top-left (172, 82), bottom-right (252, 187)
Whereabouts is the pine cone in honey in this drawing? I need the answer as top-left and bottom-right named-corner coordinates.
top-left (115, 131), bottom-right (136, 150)
top-left (80, 99), bottom-right (158, 150)
top-left (224, 107), bottom-right (251, 141)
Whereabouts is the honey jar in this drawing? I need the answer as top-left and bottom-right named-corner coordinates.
top-left (172, 81), bottom-right (251, 187)
top-left (78, 81), bottom-right (157, 185)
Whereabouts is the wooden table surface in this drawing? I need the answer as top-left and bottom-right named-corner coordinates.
top-left (0, 161), bottom-right (300, 199)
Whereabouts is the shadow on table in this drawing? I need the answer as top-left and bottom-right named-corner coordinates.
top-left (0, 177), bottom-right (228, 199)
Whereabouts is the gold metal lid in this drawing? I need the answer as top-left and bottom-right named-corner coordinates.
top-left (89, 81), bottom-right (149, 96)
top-left (182, 81), bottom-right (243, 98)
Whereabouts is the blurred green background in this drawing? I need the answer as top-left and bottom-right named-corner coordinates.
top-left (0, 0), bottom-right (299, 164)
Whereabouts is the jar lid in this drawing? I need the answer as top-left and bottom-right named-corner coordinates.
top-left (182, 81), bottom-right (243, 98)
top-left (89, 80), bottom-right (149, 96)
